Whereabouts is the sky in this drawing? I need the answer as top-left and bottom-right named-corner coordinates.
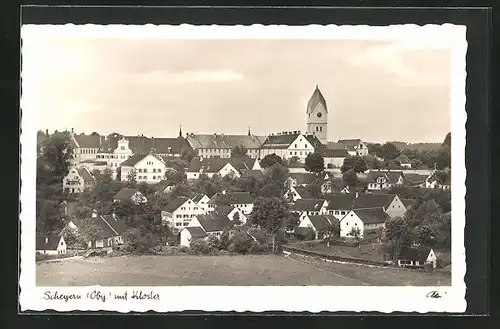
top-left (25, 36), bottom-right (452, 143)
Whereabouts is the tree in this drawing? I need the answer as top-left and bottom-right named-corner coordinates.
top-left (304, 152), bottom-right (324, 173)
top-left (386, 159), bottom-right (401, 169)
top-left (362, 155), bottom-right (382, 170)
top-left (232, 211), bottom-right (242, 226)
top-left (116, 166), bottom-right (122, 181)
top-left (250, 197), bottom-right (289, 252)
top-left (285, 212), bottom-right (300, 232)
top-left (384, 216), bottom-right (409, 259)
top-left (349, 227), bottom-right (362, 248)
top-left (323, 220), bottom-right (341, 247)
top-left (164, 169), bottom-right (186, 185)
top-left (416, 225), bottom-right (437, 248)
top-left (257, 182), bottom-right (282, 198)
top-left (36, 199), bottom-right (64, 234)
top-left (380, 142), bottom-right (400, 160)
top-left (260, 154), bottom-right (283, 168)
top-left (125, 169), bottom-right (137, 188)
top-left (341, 156), bottom-right (367, 173)
top-left (263, 162), bottom-right (289, 187)
top-left (342, 169), bottom-right (358, 187)
top-left (170, 184), bottom-right (191, 199)
top-left (435, 170), bottom-right (448, 184)
top-left (231, 145), bottom-right (248, 157)
top-left (40, 132), bottom-right (74, 180)
top-left (442, 132), bottom-right (451, 148)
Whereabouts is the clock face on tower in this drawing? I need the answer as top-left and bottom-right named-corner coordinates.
top-left (316, 112), bottom-right (322, 118)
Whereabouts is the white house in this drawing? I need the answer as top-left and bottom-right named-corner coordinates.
top-left (207, 190), bottom-right (255, 215)
top-left (352, 193), bottom-right (407, 219)
top-left (397, 247), bottom-right (438, 268)
top-left (212, 205), bottom-right (247, 224)
top-left (186, 156), bottom-right (260, 180)
top-left (283, 186), bottom-right (315, 203)
top-left (62, 166), bottom-right (96, 194)
top-left (36, 234), bottom-right (67, 255)
top-left (290, 198), bottom-right (328, 215)
top-left (259, 132), bottom-right (324, 163)
top-left (188, 214), bottom-right (235, 238)
top-left (320, 148), bottom-right (350, 169)
top-left (192, 194), bottom-right (211, 213)
top-left (185, 132), bottom-right (267, 159)
top-left (68, 211), bottom-right (127, 250)
top-left (366, 170), bottom-right (405, 191)
top-left (120, 153), bottom-right (167, 184)
top-left (339, 208), bottom-right (388, 238)
top-left (161, 197), bottom-right (206, 231)
top-left (69, 131), bottom-right (104, 165)
top-left (180, 226), bottom-right (208, 247)
top-left (295, 213), bottom-right (337, 240)
top-left (325, 194), bottom-right (356, 220)
top-left (337, 139), bottom-right (369, 157)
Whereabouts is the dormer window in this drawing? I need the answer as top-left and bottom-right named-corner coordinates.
top-left (121, 146), bottom-right (125, 150)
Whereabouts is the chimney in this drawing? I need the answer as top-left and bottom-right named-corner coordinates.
top-left (45, 129), bottom-right (49, 136)
top-left (45, 236), bottom-right (48, 244)
top-left (71, 128), bottom-right (74, 134)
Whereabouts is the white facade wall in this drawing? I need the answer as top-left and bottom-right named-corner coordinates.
top-left (340, 211), bottom-right (365, 238)
top-left (196, 195), bottom-right (211, 212)
top-left (121, 154), bottom-right (166, 184)
top-left (384, 195), bottom-right (407, 218)
top-left (162, 199), bottom-right (206, 230)
top-left (62, 167), bottom-right (85, 193)
top-left (324, 157), bottom-right (345, 168)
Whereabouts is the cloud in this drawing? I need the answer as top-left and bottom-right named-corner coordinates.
top-left (136, 69), bottom-right (244, 84)
top-left (345, 40), bottom-right (449, 86)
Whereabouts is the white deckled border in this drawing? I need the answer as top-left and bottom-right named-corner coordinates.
top-left (19, 23), bottom-right (467, 313)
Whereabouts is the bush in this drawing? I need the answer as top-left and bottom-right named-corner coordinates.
top-left (228, 231), bottom-right (253, 254)
top-left (248, 240), bottom-right (268, 254)
top-left (122, 228), bottom-right (155, 254)
top-left (157, 245), bottom-right (190, 256)
top-left (189, 238), bottom-right (214, 255)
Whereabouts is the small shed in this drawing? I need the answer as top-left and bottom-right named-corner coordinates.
top-left (36, 234), bottom-right (67, 255)
top-left (397, 247), bottom-right (437, 268)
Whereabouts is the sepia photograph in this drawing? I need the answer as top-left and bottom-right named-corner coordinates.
top-left (20, 23), bottom-right (467, 312)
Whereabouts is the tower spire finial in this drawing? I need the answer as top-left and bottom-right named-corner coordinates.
top-left (248, 126), bottom-right (251, 136)
top-left (179, 124), bottom-right (183, 137)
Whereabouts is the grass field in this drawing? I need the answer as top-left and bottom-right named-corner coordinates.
top-left (36, 255), bottom-right (450, 286)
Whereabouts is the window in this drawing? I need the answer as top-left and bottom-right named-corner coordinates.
top-left (121, 146), bottom-right (125, 150)
top-left (294, 152), bottom-right (297, 155)
top-left (319, 127), bottom-right (323, 132)
top-left (335, 211), bottom-right (339, 215)
top-left (300, 152), bottom-right (302, 155)
top-left (316, 127), bottom-right (319, 132)
top-left (176, 223), bottom-right (182, 227)
top-left (176, 214), bottom-right (182, 218)
top-left (295, 144), bottom-right (297, 148)
top-left (153, 168), bottom-right (156, 173)
top-left (153, 176), bottom-right (156, 180)
top-left (143, 169), bottom-right (147, 173)
top-left (290, 152), bottom-right (293, 156)
top-left (157, 169), bottom-right (161, 173)
top-left (304, 144), bottom-right (307, 148)
top-left (341, 211), bottom-right (346, 215)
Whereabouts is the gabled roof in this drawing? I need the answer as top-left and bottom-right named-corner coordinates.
top-left (214, 205), bottom-right (237, 217)
top-left (366, 171), bottom-right (404, 184)
top-left (77, 167), bottom-right (95, 183)
top-left (319, 148), bottom-right (350, 158)
top-left (304, 134), bottom-right (325, 148)
top-left (186, 134), bottom-right (267, 150)
top-left (187, 157), bottom-right (253, 174)
top-left (241, 169), bottom-right (264, 180)
top-left (163, 196), bottom-right (190, 213)
top-left (102, 215), bottom-right (128, 235)
top-left (114, 188), bottom-right (141, 201)
top-left (36, 234), bottom-right (62, 250)
top-left (261, 133), bottom-right (301, 149)
top-left (308, 215), bottom-right (335, 231)
top-left (155, 180), bottom-right (174, 189)
top-left (120, 153), bottom-right (150, 167)
top-left (208, 192), bottom-right (255, 205)
top-left (326, 142), bottom-right (346, 150)
top-left (73, 134), bottom-right (103, 149)
top-left (98, 135), bottom-right (192, 155)
top-left (292, 198), bottom-right (326, 212)
top-left (398, 247), bottom-right (433, 262)
top-left (326, 194), bottom-right (356, 210)
top-left (404, 173), bottom-right (428, 185)
top-left (192, 194), bottom-right (207, 203)
top-left (293, 186), bottom-right (315, 199)
top-left (353, 193), bottom-right (396, 209)
top-left (287, 172), bottom-right (318, 185)
top-left (306, 85), bottom-right (327, 114)
top-left (337, 139), bottom-right (362, 146)
top-left (351, 207), bottom-right (389, 224)
top-left (196, 215), bottom-right (233, 233)
top-left (184, 226), bottom-right (208, 239)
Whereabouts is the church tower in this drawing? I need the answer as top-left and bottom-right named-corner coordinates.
top-left (306, 85), bottom-right (328, 145)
